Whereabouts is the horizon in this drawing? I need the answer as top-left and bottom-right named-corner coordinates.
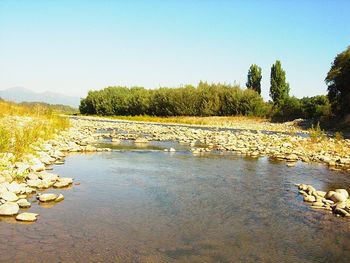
top-left (1, 0), bottom-right (350, 101)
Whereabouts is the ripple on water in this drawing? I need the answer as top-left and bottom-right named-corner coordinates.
top-left (1, 147), bottom-right (350, 262)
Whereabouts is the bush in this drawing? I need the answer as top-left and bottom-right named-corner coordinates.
top-left (80, 82), bottom-right (269, 117)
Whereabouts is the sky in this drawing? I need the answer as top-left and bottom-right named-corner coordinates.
top-left (0, 0), bottom-right (350, 100)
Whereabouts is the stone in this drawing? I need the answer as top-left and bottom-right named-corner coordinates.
top-left (311, 201), bottom-right (324, 207)
top-left (285, 154), bottom-right (298, 162)
top-left (335, 189), bottom-right (349, 199)
top-left (0, 191), bottom-right (19, 202)
top-left (16, 199), bottom-right (31, 208)
top-left (27, 173), bottom-right (39, 180)
top-left (134, 137), bottom-right (148, 143)
top-left (304, 195), bottom-right (316, 202)
top-left (325, 191), bottom-right (336, 199)
top-left (0, 202), bottom-right (19, 215)
top-left (30, 163), bottom-right (45, 172)
top-left (7, 182), bottom-right (21, 194)
top-left (53, 177), bottom-right (73, 188)
top-left (55, 194), bottom-right (64, 202)
top-left (334, 208), bottom-right (350, 217)
top-left (38, 172), bottom-right (58, 182)
top-left (316, 191), bottom-right (327, 198)
top-left (26, 179), bottom-right (43, 188)
top-left (16, 212), bottom-right (39, 222)
top-left (38, 193), bottom-right (58, 202)
top-left (330, 192), bottom-right (348, 203)
top-left (85, 145), bottom-right (97, 152)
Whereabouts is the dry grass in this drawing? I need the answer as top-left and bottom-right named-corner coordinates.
top-left (0, 101), bottom-right (70, 160)
top-left (109, 115), bottom-right (267, 126)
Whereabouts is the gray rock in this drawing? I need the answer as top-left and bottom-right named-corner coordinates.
top-left (16, 212), bottom-right (39, 222)
top-left (55, 194), bottom-right (64, 202)
top-left (0, 191), bottom-right (19, 202)
top-left (304, 195), bottom-right (316, 202)
top-left (0, 202), bottom-right (19, 215)
top-left (16, 199), bottom-right (31, 208)
top-left (38, 193), bottom-right (57, 202)
top-left (335, 189), bottom-right (349, 199)
top-left (330, 192), bottom-right (348, 203)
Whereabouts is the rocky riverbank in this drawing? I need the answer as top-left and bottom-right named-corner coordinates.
top-left (1, 115), bottom-right (349, 222)
top-left (73, 116), bottom-right (350, 171)
top-left (0, 118), bottom-right (111, 222)
top-left (296, 184), bottom-right (350, 217)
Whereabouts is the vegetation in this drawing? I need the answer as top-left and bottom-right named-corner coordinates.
top-left (19, 102), bottom-right (78, 114)
top-left (79, 46), bottom-right (350, 130)
top-left (270, 60), bottom-right (290, 107)
top-left (80, 82), bottom-right (269, 117)
top-left (325, 45), bottom-right (350, 117)
top-left (308, 122), bottom-right (325, 142)
top-left (0, 100), bottom-right (70, 160)
top-left (246, 64), bottom-right (262, 94)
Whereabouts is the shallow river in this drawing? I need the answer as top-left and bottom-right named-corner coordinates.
top-left (1, 141), bottom-right (350, 262)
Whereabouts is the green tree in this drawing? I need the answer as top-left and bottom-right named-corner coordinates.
top-left (270, 60), bottom-right (290, 106)
top-left (325, 45), bottom-right (350, 117)
top-left (246, 64), bottom-right (262, 94)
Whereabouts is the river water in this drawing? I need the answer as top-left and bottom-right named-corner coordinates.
top-left (0, 141), bottom-right (350, 262)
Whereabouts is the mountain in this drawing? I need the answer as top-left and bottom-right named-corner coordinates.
top-left (0, 87), bottom-right (80, 107)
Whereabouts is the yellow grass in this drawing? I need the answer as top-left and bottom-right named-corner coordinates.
top-left (0, 101), bottom-right (70, 160)
top-left (109, 115), bottom-right (267, 126)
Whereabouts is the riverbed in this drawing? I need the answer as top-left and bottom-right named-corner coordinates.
top-left (1, 141), bottom-right (349, 262)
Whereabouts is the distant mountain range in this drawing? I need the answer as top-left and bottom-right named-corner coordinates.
top-left (0, 87), bottom-right (80, 108)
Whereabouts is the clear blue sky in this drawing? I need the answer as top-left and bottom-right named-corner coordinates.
top-left (0, 0), bottom-right (349, 100)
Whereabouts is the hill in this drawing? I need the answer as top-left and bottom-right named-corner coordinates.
top-left (0, 87), bottom-right (80, 107)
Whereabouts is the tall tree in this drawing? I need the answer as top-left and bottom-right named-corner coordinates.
top-left (325, 45), bottom-right (350, 117)
top-left (270, 60), bottom-right (289, 106)
top-left (246, 64), bottom-right (262, 94)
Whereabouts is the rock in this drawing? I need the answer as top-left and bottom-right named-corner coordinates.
top-left (0, 191), bottom-right (19, 202)
top-left (16, 199), bottom-right (31, 208)
top-left (7, 182), bottom-right (21, 194)
top-left (334, 208), bottom-right (350, 217)
top-left (285, 154), bottom-right (298, 162)
top-left (325, 191), bottom-right (336, 199)
top-left (55, 194), bottom-right (64, 202)
top-left (85, 145), bottom-right (97, 152)
top-left (0, 202), bottom-right (19, 215)
top-left (311, 201), bottom-right (324, 207)
top-left (16, 212), bottom-right (39, 222)
top-left (298, 184), bottom-right (307, 191)
top-left (27, 173), bottom-right (39, 180)
top-left (316, 191), bottom-right (327, 198)
top-left (38, 193), bottom-right (58, 202)
top-left (30, 163), bottom-right (45, 172)
top-left (25, 187), bottom-right (36, 194)
top-left (38, 172), bottom-right (58, 182)
top-left (26, 179), bottom-right (43, 188)
top-left (304, 195), bottom-right (316, 202)
top-left (53, 177), bottom-right (73, 188)
top-left (335, 189), bottom-right (349, 199)
top-left (286, 162), bottom-right (296, 167)
top-left (330, 192), bottom-right (348, 203)
top-left (169, 148), bottom-right (176, 152)
top-left (134, 137), bottom-right (148, 143)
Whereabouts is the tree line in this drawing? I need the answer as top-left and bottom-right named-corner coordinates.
top-left (80, 82), bottom-right (269, 117)
top-left (80, 45), bottom-right (350, 122)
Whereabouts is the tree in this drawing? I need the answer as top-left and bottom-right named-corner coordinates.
top-left (325, 45), bottom-right (350, 117)
top-left (246, 64), bottom-right (262, 94)
top-left (270, 60), bottom-right (290, 106)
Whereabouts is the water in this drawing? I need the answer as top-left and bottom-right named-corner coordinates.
top-left (1, 142), bottom-right (350, 262)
